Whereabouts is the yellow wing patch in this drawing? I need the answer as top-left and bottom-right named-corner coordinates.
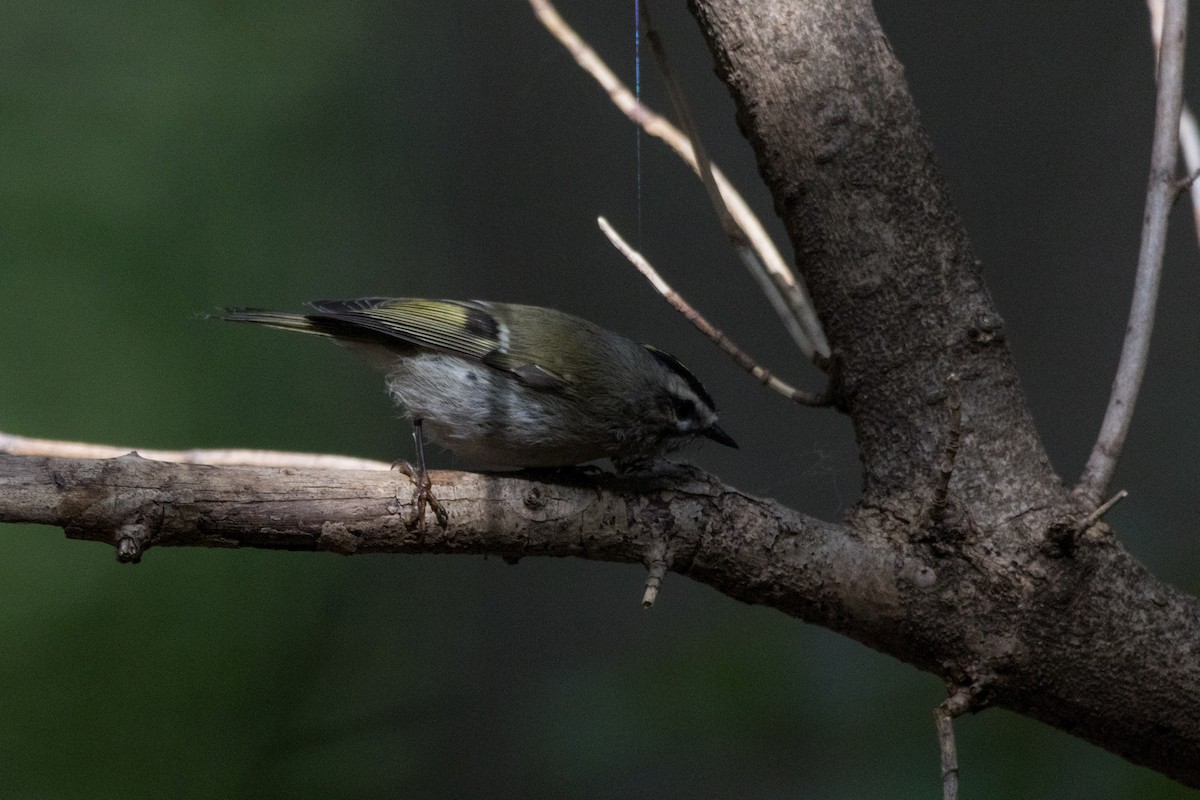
top-left (309, 298), bottom-right (500, 360)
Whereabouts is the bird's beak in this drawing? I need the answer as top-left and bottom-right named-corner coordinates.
top-left (703, 423), bottom-right (739, 449)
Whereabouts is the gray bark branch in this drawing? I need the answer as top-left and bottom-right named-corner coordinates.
top-left (682, 0), bottom-right (1200, 786)
top-left (1078, 0), bottom-right (1187, 504)
top-left (2, 450), bottom-right (1198, 786)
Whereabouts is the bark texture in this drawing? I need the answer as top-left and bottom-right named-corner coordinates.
top-left (684, 0), bottom-right (1200, 785)
top-left (1, 0), bottom-right (1198, 789)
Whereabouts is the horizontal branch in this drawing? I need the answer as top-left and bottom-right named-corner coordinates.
top-left (2, 451), bottom-right (1199, 786)
top-left (0, 430), bottom-right (393, 471)
top-left (0, 452), bottom-right (877, 613)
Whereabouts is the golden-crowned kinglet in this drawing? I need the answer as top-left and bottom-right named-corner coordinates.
top-left (223, 297), bottom-right (736, 525)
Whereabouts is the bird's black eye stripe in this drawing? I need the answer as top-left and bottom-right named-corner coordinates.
top-left (643, 345), bottom-right (716, 411)
top-left (671, 395), bottom-right (697, 420)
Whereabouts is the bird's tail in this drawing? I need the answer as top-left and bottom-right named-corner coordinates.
top-left (219, 309), bottom-right (330, 337)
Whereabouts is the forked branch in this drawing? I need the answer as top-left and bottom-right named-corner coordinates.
top-left (528, 0), bottom-right (830, 364)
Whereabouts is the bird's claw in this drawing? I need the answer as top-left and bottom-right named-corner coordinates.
top-left (392, 459), bottom-right (449, 531)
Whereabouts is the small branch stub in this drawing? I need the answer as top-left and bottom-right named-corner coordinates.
top-left (642, 541), bottom-right (668, 608)
top-left (1079, 489), bottom-right (1129, 530)
top-left (116, 523), bottom-right (148, 564)
top-left (1174, 165), bottom-right (1200, 198)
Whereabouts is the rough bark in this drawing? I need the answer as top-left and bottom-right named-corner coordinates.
top-left (684, 0), bottom-right (1200, 785)
top-left (2, 443), bottom-right (1198, 786)
top-left (1, 0), bottom-right (1198, 789)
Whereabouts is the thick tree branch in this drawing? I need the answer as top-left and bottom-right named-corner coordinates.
top-left (682, 0), bottom-right (1200, 786)
top-left (0, 452), bottom-right (874, 615)
top-left (2, 452), bottom-right (1199, 785)
top-left (687, 0), bottom-right (1062, 525)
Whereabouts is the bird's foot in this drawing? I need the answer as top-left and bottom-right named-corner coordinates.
top-left (392, 459), bottom-right (449, 531)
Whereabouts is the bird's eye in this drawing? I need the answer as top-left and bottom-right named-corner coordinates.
top-left (670, 395), bottom-right (696, 421)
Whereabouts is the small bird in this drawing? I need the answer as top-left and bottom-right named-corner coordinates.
top-left (222, 297), bottom-right (736, 527)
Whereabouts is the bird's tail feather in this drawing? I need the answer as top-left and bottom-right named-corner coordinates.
top-left (219, 309), bottom-right (329, 337)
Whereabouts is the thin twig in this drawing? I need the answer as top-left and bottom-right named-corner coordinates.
top-left (638, 2), bottom-right (826, 366)
top-left (1078, 489), bottom-right (1129, 529)
top-left (640, 2), bottom-right (736, 247)
top-left (598, 217), bottom-right (833, 406)
top-left (1179, 112), bottom-right (1200, 238)
top-left (528, 0), bottom-right (830, 364)
top-left (1077, 0), bottom-right (1187, 505)
top-left (931, 373), bottom-right (962, 523)
top-left (1174, 166), bottom-right (1200, 200)
top-left (934, 706), bottom-right (960, 800)
top-left (1148, 0), bottom-right (1200, 248)
top-left (934, 689), bottom-right (974, 800)
top-left (0, 430), bottom-right (392, 471)
top-left (933, 709), bottom-right (958, 800)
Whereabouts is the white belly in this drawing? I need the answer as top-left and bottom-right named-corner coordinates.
top-left (384, 354), bottom-right (607, 467)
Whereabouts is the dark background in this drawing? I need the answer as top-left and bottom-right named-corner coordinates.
top-left (2, 1), bottom-right (1198, 797)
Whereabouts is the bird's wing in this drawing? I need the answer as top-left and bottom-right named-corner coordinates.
top-left (309, 298), bottom-right (500, 360)
top-left (308, 298), bottom-right (569, 391)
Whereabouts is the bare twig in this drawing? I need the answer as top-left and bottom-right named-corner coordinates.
top-left (1176, 166), bottom-right (1200, 198)
top-left (933, 711), bottom-right (958, 800)
top-left (1179, 112), bottom-right (1200, 234)
top-left (598, 217), bottom-right (833, 406)
top-left (1078, 489), bottom-right (1129, 530)
top-left (1148, 0), bottom-right (1200, 247)
top-left (934, 692), bottom-right (972, 800)
top-left (0, 430), bottom-right (392, 471)
top-left (1077, 0), bottom-right (1187, 505)
top-left (637, 2), bottom-right (829, 365)
top-left (640, 2), bottom-right (728, 241)
top-left (528, 0), bottom-right (830, 363)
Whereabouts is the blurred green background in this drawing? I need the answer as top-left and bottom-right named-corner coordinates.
top-left (2, 1), bottom-right (1198, 797)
